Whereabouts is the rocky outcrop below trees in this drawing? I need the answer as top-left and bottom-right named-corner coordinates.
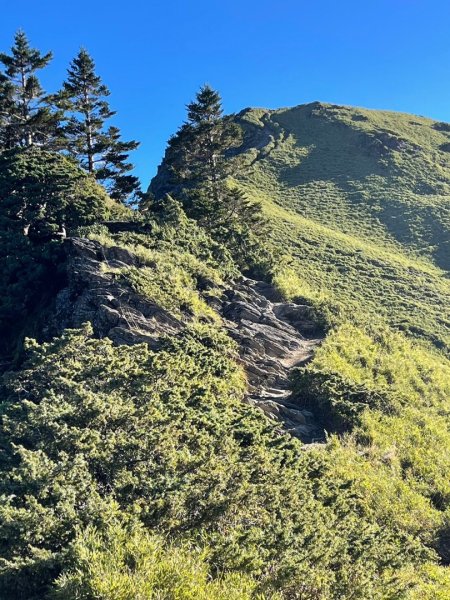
top-left (47, 237), bottom-right (324, 441)
top-left (46, 237), bottom-right (184, 347)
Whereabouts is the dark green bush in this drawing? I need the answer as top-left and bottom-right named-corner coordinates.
top-left (0, 148), bottom-right (111, 237)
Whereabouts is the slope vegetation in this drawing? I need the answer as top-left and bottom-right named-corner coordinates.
top-left (234, 102), bottom-right (450, 348)
top-left (1, 104), bottom-right (450, 599)
top-left (147, 102), bottom-right (450, 598)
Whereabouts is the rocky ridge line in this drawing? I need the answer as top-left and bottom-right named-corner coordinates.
top-left (214, 280), bottom-right (324, 441)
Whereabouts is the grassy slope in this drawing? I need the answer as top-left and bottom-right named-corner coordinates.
top-left (234, 102), bottom-right (450, 349)
top-left (3, 109), bottom-right (450, 598)
top-left (44, 103), bottom-right (448, 598)
top-left (228, 103), bottom-right (450, 592)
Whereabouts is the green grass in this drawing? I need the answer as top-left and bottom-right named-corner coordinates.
top-left (53, 515), bottom-right (269, 600)
top-left (237, 103), bottom-right (450, 262)
top-left (3, 104), bottom-right (450, 598)
top-left (89, 230), bottom-right (223, 322)
top-left (46, 103), bottom-right (450, 597)
top-left (230, 103), bottom-right (450, 585)
top-left (233, 103), bottom-right (450, 349)
top-left (297, 324), bottom-right (450, 507)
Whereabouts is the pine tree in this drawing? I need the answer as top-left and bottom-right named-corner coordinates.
top-left (150, 85), bottom-right (271, 276)
top-left (0, 31), bottom-right (58, 149)
top-left (0, 72), bottom-right (14, 148)
top-left (95, 125), bottom-right (140, 202)
top-left (159, 86), bottom-right (240, 220)
top-left (56, 48), bottom-right (111, 174)
top-left (157, 85), bottom-right (259, 230)
top-left (56, 49), bottom-right (140, 202)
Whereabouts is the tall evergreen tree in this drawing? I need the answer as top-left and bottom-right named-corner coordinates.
top-left (0, 72), bottom-right (13, 148)
top-left (160, 85), bottom-right (243, 222)
top-left (0, 31), bottom-right (58, 149)
top-left (95, 125), bottom-right (141, 202)
top-left (56, 49), bottom-right (140, 202)
top-left (150, 85), bottom-right (271, 276)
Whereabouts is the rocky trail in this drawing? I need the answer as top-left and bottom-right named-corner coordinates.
top-left (217, 279), bottom-right (325, 441)
top-left (49, 238), bottom-right (324, 442)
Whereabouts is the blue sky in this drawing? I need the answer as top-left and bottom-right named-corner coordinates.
top-left (2, 0), bottom-right (450, 187)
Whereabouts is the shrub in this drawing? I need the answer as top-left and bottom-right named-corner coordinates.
top-left (52, 515), bottom-right (268, 600)
top-left (0, 148), bottom-right (111, 237)
top-left (0, 324), bottom-right (427, 599)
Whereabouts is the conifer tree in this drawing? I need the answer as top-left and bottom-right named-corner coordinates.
top-left (0, 31), bottom-right (58, 149)
top-left (150, 85), bottom-right (271, 275)
top-left (95, 125), bottom-right (141, 202)
top-left (0, 73), bottom-right (14, 148)
top-left (56, 49), bottom-right (140, 202)
top-left (161, 85), bottom-right (242, 222)
top-left (155, 85), bottom-right (267, 236)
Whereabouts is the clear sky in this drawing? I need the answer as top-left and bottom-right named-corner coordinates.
top-left (2, 0), bottom-right (450, 188)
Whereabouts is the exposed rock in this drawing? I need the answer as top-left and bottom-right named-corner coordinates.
top-left (47, 238), bottom-right (325, 442)
top-left (45, 237), bottom-right (183, 347)
top-left (365, 129), bottom-right (421, 156)
top-left (217, 279), bottom-right (325, 442)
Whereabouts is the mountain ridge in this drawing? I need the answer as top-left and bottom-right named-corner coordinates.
top-left (1, 97), bottom-right (449, 598)
top-left (150, 100), bottom-right (450, 349)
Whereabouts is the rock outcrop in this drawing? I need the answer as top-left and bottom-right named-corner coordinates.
top-left (216, 280), bottom-right (325, 442)
top-left (47, 237), bottom-right (184, 347)
top-left (48, 237), bottom-right (324, 441)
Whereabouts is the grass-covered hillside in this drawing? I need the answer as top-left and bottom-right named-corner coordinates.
top-left (146, 100), bottom-right (450, 599)
top-left (233, 102), bottom-right (450, 349)
top-left (158, 99), bottom-right (450, 596)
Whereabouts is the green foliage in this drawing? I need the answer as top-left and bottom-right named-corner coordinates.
top-left (213, 186), bottom-right (275, 277)
top-left (0, 148), bottom-right (110, 237)
top-left (235, 103), bottom-right (450, 349)
top-left (151, 85), bottom-right (242, 210)
top-left (403, 563), bottom-right (450, 599)
top-left (1, 93), bottom-right (450, 599)
top-left (53, 515), bottom-right (267, 600)
top-left (308, 325), bottom-right (450, 415)
top-left (88, 205), bottom-right (238, 286)
top-left (0, 325), bottom-right (431, 599)
top-left (0, 323), bottom-right (238, 596)
top-left (0, 31), bottom-right (58, 149)
top-left (237, 103), bottom-right (450, 266)
top-left (0, 232), bottom-right (63, 360)
top-left (273, 266), bottom-right (342, 330)
top-left (0, 147), bottom-right (114, 358)
top-left (118, 264), bottom-right (219, 321)
top-left (233, 101), bottom-right (450, 590)
top-left (292, 324), bottom-right (450, 556)
top-left (55, 48), bottom-right (140, 202)
top-left (149, 87), bottom-right (272, 276)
